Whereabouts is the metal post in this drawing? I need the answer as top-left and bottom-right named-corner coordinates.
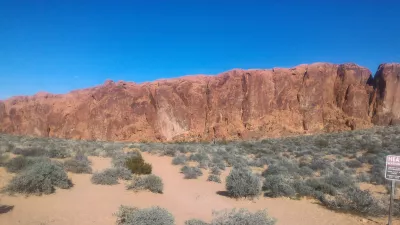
top-left (388, 180), bottom-right (395, 225)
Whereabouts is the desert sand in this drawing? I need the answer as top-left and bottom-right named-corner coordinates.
top-left (0, 152), bottom-right (398, 225)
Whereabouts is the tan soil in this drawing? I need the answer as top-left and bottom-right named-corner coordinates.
top-left (0, 153), bottom-right (398, 225)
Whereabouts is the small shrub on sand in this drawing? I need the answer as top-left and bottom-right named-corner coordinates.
top-left (5, 156), bottom-right (33, 173)
top-left (125, 155), bottom-right (152, 175)
top-left (4, 159), bottom-right (71, 195)
top-left (172, 154), bottom-right (187, 165)
top-left (207, 174), bottom-right (221, 183)
top-left (127, 175), bottom-right (163, 193)
top-left (115, 205), bottom-right (174, 225)
top-left (319, 187), bottom-right (385, 216)
top-left (12, 147), bottom-right (46, 157)
top-left (226, 168), bottom-right (261, 198)
top-left (91, 169), bottom-right (119, 185)
top-left (185, 219), bottom-right (209, 225)
top-left (64, 157), bottom-right (92, 174)
top-left (47, 148), bottom-right (70, 159)
top-left (263, 175), bottom-right (296, 197)
top-left (182, 166), bottom-right (203, 179)
top-left (210, 167), bottom-right (221, 175)
top-left (345, 160), bottom-right (362, 168)
top-left (211, 208), bottom-right (276, 225)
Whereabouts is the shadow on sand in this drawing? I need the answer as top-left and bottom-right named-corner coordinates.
top-left (0, 205), bottom-right (14, 214)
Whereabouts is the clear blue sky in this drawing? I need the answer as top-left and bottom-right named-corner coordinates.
top-left (0, 1), bottom-right (399, 99)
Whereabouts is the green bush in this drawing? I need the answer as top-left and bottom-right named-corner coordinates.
top-left (4, 159), bottom-right (71, 195)
top-left (172, 155), bottom-right (187, 165)
top-left (263, 175), bottom-right (296, 197)
top-left (319, 187), bottom-right (386, 216)
top-left (207, 174), bottom-right (221, 183)
top-left (127, 175), bottom-right (164, 193)
top-left (47, 148), bottom-right (70, 159)
top-left (182, 166), bottom-right (203, 179)
top-left (5, 156), bottom-right (33, 173)
top-left (345, 160), bottom-right (362, 168)
top-left (12, 147), bottom-right (47, 157)
top-left (185, 219), bottom-right (209, 225)
top-left (226, 168), bottom-right (261, 198)
top-left (91, 169), bottom-right (119, 185)
top-left (211, 208), bottom-right (276, 225)
top-left (125, 155), bottom-right (152, 175)
top-left (324, 173), bottom-right (354, 189)
top-left (115, 205), bottom-right (175, 225)
top-left (64, 157), bottom-right (92, 174)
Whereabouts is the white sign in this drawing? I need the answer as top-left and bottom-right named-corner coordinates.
top-left (385, 155), bottom-right (400, 181)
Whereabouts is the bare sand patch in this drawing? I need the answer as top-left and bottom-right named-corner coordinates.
top-left (0, 153), bottom-right (398, 225)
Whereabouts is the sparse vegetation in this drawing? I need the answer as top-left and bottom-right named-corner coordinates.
top-left (182, 166), bottom-right (203, 179)
top-left (127, 175), bottom-right (164, 193)
top-left (226, 167), bottom-right (261, 198)
top-left (207, 174), bottom-right (221, 183)
top-left (125, 154), bottom-right (152, 175)
top-left (211, 208), bottom-right (276, 225)
top-left (91, 169), bottom-right (119, 185)
top-left (4, 159), bottom-right (71, 195)
top-left (2, 125), bottom-right (400, 218)
top-left (115, 205), bottom-right (174, 225)
top-left (64, 153), bottom-right (92, 174)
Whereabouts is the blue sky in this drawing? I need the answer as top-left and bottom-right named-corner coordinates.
top-left (0, 1), bottom-right (399, 99)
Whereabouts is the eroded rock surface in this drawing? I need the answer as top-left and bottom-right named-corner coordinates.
top-left (0, 63), bottom-right (399, 142)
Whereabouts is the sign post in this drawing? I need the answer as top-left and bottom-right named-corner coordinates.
top-left (385, 155), bottom-right (400, 225)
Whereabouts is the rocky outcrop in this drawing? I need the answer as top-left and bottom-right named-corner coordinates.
top-left (0, 62), bottom-right (399, 142)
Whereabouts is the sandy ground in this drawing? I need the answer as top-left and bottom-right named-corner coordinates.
top-left (0, 153), bottom-right (398, 225)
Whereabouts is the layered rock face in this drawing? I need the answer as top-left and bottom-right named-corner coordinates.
top-left (0, 63), bottom-right (399, 142)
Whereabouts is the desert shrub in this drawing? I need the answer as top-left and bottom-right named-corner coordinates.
top-left (211, 208), bottom-right (276, 225)
top-left (115, 205), bottom-right (174, 225)
top-left (293, 180), bottom-right (316, 197)
top-left (333, 161), bottom-right (347, 170)
top-left (125, 155), bottom-right (152, 175)
top-left (370, 161), bottom-right (386, 185)
top-left (324, 173), bottom-right (354, 189)
top-left (263, 175), bottom-right (296, 197)
top-left (319, 187), bottom-right (385, 216)
top-left (226, 168), bottom-right (261, 198)
top-left (91, 169), bottom-right (119, 185)
top-left (357, 172), bottom-right (371, 182)
top-left (47, 148), bottom-right (70, 159)
top-left (215, 162), bottom-right (226, 170)
top-left (0, 151), bottom-right (8, 166)
top-left (314, 138), bottom-right (329, 148)
top-left (299, 166), bottom-right (314, 177)
top-left (211, 167), bottom-right (221, 175)
top-left (189, 152), bottom-right (209, 163)
top-left (309, 158), bottom-right (330, 171)
top-left (5, 156), bottom-right (33, 173)
top-left (112, 151), bottom-right (141, 168)
top-left (199, 160), bottom-right (209, 169)
top-left (185, 219), bottom-right (209, 225)
top-left (115, 167), bottom-right (133, 180)
top-left (64, 157), bottom-right (92, 174)
top-left (183, 166), bottom-right (203, 179)
top-left (127, 175), bottom-right (163, 193)
top-left (172, 154), bottom-right (187, 165)
top-left (305, 179), bottom-right (337, 196)
top-left (345, 160), bottom-right (362, 168)
top-left (207, 174), bottom-right (221, 183)
top-left (12, 147), bottom-right (46, 157)
top-left (4, 160), bottom-right (71, 195)
top-left (161, 148), bottom-right (177, 157)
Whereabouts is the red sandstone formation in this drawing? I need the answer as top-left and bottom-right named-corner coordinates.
top-left (0, 62), bottom-right (399, 142)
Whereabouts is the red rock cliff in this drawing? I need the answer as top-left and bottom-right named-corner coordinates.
top-left (0, 62), bottom-right (399, 142)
